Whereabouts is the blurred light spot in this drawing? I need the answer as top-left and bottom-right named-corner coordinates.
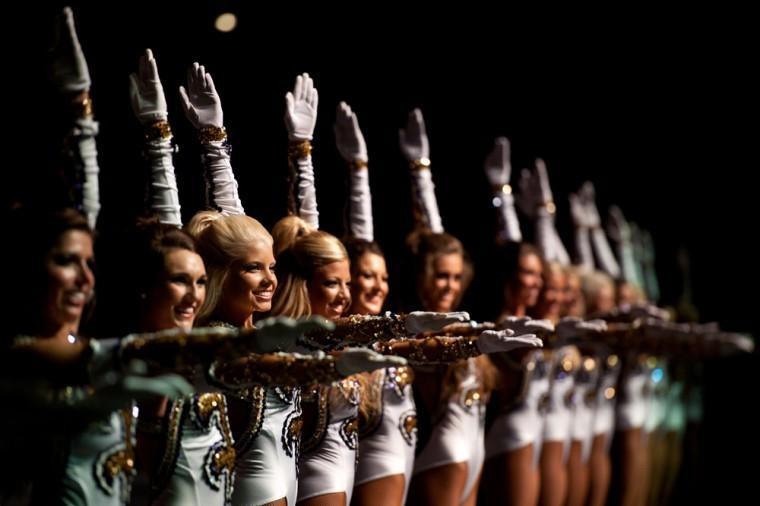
top-left (215, 13), bottom-right (237, 32)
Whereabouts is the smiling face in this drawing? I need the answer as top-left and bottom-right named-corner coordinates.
top-left (510, 252), bottom-right (544, 310)
top-left (42, 229), bottom-right (95, 334)
top-left (534, 264), bottom-right (567, 322)
top-left (349, 251), bottom-right (389, 315)
top-left (142, 248), bottom-right (207, 332)
top-left (219, 240), bottom-right (278, 324)
top-left (308, 259), bottom-right (352, 320)
top-left (422, 252), bottom-right (464, 312)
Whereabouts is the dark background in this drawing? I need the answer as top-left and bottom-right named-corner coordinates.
top-left (10, 2), bottom-right (758, 503)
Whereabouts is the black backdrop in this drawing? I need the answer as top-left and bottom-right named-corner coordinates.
top-left (9, 2), bottom-right (758, 502)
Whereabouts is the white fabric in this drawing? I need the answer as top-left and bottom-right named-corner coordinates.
top-left (592, 360), bottom-right (621, 439)
top-left (348, 167), bottom-right (374, 241)
top-left (570, 363), bottom-right (600, 464)
top-left (146, 137), bottom-right (182, 227)
top-left (154, 396), bottom-right (231, 506)
top-left (298, 382), bottom-right (359, 503)
top-left (72, 117), bottom-right (100, 230)
top-left (411, 169), bottom-right (444, 233)
top-left (535, 209), bottom-right (570, 266)
top-left (616, 361), bottom-right (651, 431)
top-left (413, 359), bottom-right (486, 502)
top-left (543, 348), bottom-right (577, 455)
top-left (355, 368), bottom-right (417, 503)
top-left (295, 154), bottom-right (319, 229)
top-left (62, 410), bottom-right (132, 506)
top-left (233, 388), bottom-right (300, 506)
top-left (485, 138), bottom-right (522, 243)
top-left (591, 227), bottom-right (621, 278)
top-left (202, 141), bottom-right (245, 217)
top-left (494, 191), bottom-right (523, 243)
top-left (485, 350), bottom-right (550, 467)
top-left (574, 226), bottom-right (594, 270)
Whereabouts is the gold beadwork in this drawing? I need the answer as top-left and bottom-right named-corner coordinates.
top-left (234, 386), bottom-right (265, 454)
top-left (213, 352), bottom-right (340, 388)
top-left (144, 120), bottom-right (172, 141)
top-left (288, 139), bottom-right (312, 159)
top-left (409, 157), bottom-right (431, 171)
top-left (154, 398), bottom-right (185, 493)
top-left (301, 386), bottom-right (329, 454)
top-left (198, 125), bottom-right (227, 144)
top-left (399, 410), bottom-right (417, 446)
top-left (71, 90), bottom-right (93, 118)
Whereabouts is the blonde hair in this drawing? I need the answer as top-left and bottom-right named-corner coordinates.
top-left (271, 216), bottom-right (348, 318)
top-left (186, 211), bottom-right (273, 324)
top-left (582, 270), bottom-right (615, 315)
top-left (543, 260), bottom-right (566, 281)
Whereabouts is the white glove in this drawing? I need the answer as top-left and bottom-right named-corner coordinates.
top-left (570, 193), bottom-right (594, 270)
top-left (72, 117), bottom-right (101, 229)
top-left (486, 137), bottom-right (522, 243)
top-left (520, 160), bottom-right (570, 265)
top-left (145, 139), bottom-right (181, 226)
top-left (556, 317), bottom-right (608, 341)
top-left (401, 109), bottom-right (443, 232)
top-left (476, 329), bottom-right (542, 354)
top-left (129, 49), bottom-right (167, 124)
top-left (129, 49), bottom-right (181, 226)
top-left (484, 137), bottom-right (512, 188)
top-left (534, 158), bottom-right (556, 205)
top-left (608, 206), bottom-right (642, 286)
top-left (90, 339), bottom-right (193, 404)
top-left (621, 303), bottom-right (670, 321)
top-left (719, 332), bottom-right (755, 354)
top-left (337, 102), bottom-right (374, 241)
top-left (179, 63), bottom-right (224, 129)
top-left (336, 347), bottom-right (407, 376)
top-left (517, 167), bottom-right (541, 218)
top-left (254, 316), bottom-right (334, 353)
top-left (335, 101), bottom-right (368, 162)
top-left (285, 72), bottom-right (318, 141)
top-left (398, 108), bottom-right (430, 161)
top-left (284, 73), bottom-right (320, 227)
top-left (412, 168), bottom-right (444, 233)
top-left (347, 167), bottom-right (373, 241)
top-left (499, 316), bottom-right (556, 338)
top-left (404, 311), bottom-right (470, 334)
top-left (607, 205), bottom-right (632, 243)
top-left (179, 64), bottom-right (244, 216)
top-left (580, 182), bottom-right (620, 277)
top-left (293, 148), bottom-right (319, 228)
top-left (50, 7), bottom-right (90, 93)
